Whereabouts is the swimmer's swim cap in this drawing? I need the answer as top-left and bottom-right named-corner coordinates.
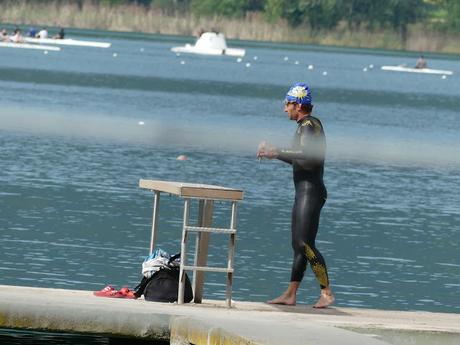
top-left (285, 82), bottom-right (312, 105)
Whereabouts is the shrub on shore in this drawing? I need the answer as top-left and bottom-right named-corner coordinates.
top-left (1, 0), bottom-right (459, 53)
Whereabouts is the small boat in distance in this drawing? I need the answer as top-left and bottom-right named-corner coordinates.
top-left (24, 37), bottom-right (111, 48)
top-left (171, 32), bottom-right (245, 57)
top-left (381, 65), bottom-right (453, 76)
top-left (0, 41), bottom-right (61, 51)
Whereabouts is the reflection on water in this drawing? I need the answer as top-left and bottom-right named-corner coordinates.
top-left (0, 328), bottom-right (169, 345)
top-left (0, 329), bottom-right (103, 345)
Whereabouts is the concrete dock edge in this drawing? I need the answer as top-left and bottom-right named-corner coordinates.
top-left (1, 285), bottom-right (459, 345)
top-left (170, 317), bottom-right (256, 345)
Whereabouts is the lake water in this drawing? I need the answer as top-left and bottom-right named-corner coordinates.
top-left (1, 28), bottom-right (459, 321)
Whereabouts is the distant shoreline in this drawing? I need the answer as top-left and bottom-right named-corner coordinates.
top-left (2, 1), bottom-right (460, 54)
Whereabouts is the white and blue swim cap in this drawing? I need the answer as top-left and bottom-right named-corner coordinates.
top-left (285, 82), bottom-right (312, 105)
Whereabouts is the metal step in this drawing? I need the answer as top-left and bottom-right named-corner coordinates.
top-left (182, 265), bottom-right (234, 273)
top-left (185, 226), bottom-right (236, 234)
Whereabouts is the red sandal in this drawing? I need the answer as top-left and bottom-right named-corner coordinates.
top-left (118, 287), bottom-right (136, 299)
top-left (93, 285), bottom-right (120, 298)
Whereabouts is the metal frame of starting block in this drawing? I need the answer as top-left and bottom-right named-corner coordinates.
top-left (139, 179), bottom-right (244, 307)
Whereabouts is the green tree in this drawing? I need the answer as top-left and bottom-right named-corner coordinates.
top-left (246, 0), bottom-right (266, 12)
top-left (263, 0), bottom-right (284, 23)
top-left (190, 0), bottom-right (252, 17)
top-left (151, 0), bottom-right (191, 14)
top-left (386, 0), bottom-right (427, 41)
top-left (342, 0), bottom-right (427, 40)
top-left (280, 0), bottom-right (306, 27)
top-left (100, 0), bottom-right (125, 5)
top-left (343, 0), bottom-right (384, 29)
top-left (439, 0), bottom-right (460, 30)
top-left (299, 0), bottom-right (344, 31)
top-left (264, 0), bottom-right (344, 30)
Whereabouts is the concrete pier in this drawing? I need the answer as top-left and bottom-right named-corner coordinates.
top-left (1, 285), bottom-right (459, 344)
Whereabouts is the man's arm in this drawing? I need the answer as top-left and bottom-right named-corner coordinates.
top-left (277, 122), bottom-right (324, 168)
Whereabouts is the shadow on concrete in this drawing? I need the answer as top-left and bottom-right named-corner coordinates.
top-left (199, 300), bottom-right (351, 316)
top-left (257, 303), bottom-right (350, 316)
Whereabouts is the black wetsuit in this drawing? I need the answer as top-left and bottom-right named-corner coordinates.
top-left (277, 115), bottom-right (330, 289)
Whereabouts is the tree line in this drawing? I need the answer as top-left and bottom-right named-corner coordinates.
top-left (26, 1), bottom-right (460, 38)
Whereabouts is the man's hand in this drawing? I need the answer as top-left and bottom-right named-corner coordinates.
top-left (257, 141), bottom-right (278, 159)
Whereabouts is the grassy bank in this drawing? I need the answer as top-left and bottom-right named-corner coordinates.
top-left (2, 0), bottom-right (460, 53)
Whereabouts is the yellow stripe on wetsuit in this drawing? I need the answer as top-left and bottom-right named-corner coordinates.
top-left (305, 244), bottom-right (329, 288)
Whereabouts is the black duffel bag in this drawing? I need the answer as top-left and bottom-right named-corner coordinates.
top-left (135, 267), bottom-right (193, 303)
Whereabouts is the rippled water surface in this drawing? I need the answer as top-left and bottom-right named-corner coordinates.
top-left (1, 29), bottom-right (459, 314)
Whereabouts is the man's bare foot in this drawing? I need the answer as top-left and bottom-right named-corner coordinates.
top-left (313, 290), bottom-right (335, 308)
top-left (267, 294), bottom-right (296, 305)
top-left (267, 282), bottom-right (300, 305)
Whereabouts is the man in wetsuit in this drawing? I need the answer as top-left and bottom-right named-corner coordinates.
top-left (257, 82), bottom-right (334, 308)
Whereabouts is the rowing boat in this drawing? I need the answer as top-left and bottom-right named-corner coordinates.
top-left (171, 32), bottom-right (245, 57)
top-left (381, 65), bottom-right (453, 75)
top-left (0, 41), bottom-right (60, 51)
top-left (24, 37), bottom-right (111, 48)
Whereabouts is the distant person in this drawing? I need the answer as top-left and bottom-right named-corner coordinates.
top-left (1, 28), bottom-right (8, 42)
top-left (10, 28), bottom-right (24, 43)
top-left (53, 28), bottom-right (65, 39)
top-left (27, 27), bottom-right (37, 37)
top-left (257, 82), bottom-right (335, 308)
top-left (36, 27), bottom-right (48, 39)
top-left (415, 55), bottom-right (427, 69)
top-left (196, 28), bottom-right (204, 38)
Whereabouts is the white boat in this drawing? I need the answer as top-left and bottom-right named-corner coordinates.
top-left (0, 41), bottom-right (60, 51)
top-left (171, 32), bottom-right (245, 57)
top-left (24, 37), bottom-right (111, 48)
top-left (381, 65), bottom-right (453, 76)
